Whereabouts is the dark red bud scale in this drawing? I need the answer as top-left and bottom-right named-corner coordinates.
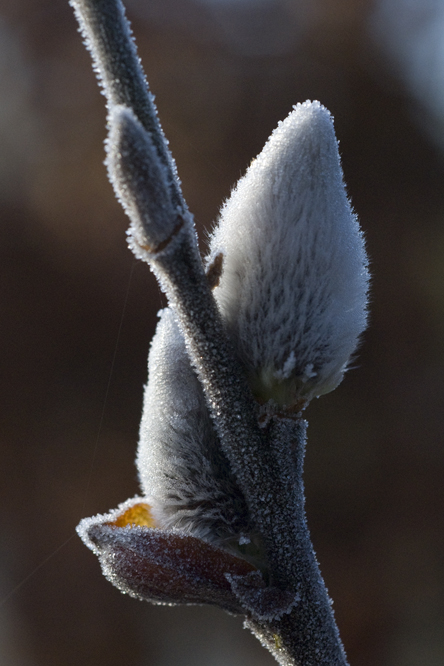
top-left (80, 501), bottom-right (258, 614)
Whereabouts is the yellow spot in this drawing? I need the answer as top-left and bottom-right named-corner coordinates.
top-left (111, 503), bottom-right (157, 529)
top-left (273, 634), bottom-right (282, 650)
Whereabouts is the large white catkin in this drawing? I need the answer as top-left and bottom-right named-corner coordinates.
top-left (207, 100), bottom-right (369, 406)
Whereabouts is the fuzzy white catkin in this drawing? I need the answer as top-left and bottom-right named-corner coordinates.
top-left (207, 100), bottom-right (369, 406)
top-left (137, 307), bottom-right (252, 545)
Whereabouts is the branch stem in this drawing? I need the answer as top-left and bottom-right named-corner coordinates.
top-left (70, 0), bottom-right (184, 208)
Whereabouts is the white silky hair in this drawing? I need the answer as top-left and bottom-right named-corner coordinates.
top-left (137, 307), bottom-right (252, 544)
top-left (207, 100), bottom-right (370, 407)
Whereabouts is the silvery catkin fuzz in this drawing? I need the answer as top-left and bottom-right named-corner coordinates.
top-left (137, 308), bottom-right (255, 550)
top-left (207, 100), bottom-right (369, 409)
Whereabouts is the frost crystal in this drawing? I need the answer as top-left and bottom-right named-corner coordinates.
top-left (207, 100), bottom-right (369, 407)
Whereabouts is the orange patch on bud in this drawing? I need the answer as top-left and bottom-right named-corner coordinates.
top-left (108, 502), bottom-right (157, 529)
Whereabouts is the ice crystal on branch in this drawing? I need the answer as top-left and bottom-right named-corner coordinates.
top-left (207, 101), bottom-right (369, 408)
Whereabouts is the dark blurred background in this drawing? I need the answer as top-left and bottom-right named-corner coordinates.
top-left (1, 0), bottom-right (444, 664)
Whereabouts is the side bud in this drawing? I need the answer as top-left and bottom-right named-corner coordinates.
top-left (106, 105), bottom-right (185, 257)
top-left (207, 100), bottom-right (369, 408)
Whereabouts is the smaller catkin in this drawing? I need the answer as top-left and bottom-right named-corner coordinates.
top-left (137, 308), bottom-right (254, 548)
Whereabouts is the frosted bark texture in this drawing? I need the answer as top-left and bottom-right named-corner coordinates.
top-left (207, 101), bottom-right (369, 407)
top-left (69, 0), bottom-right (177, 181)
top-left (137, 307), bottom-right (254, 548)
